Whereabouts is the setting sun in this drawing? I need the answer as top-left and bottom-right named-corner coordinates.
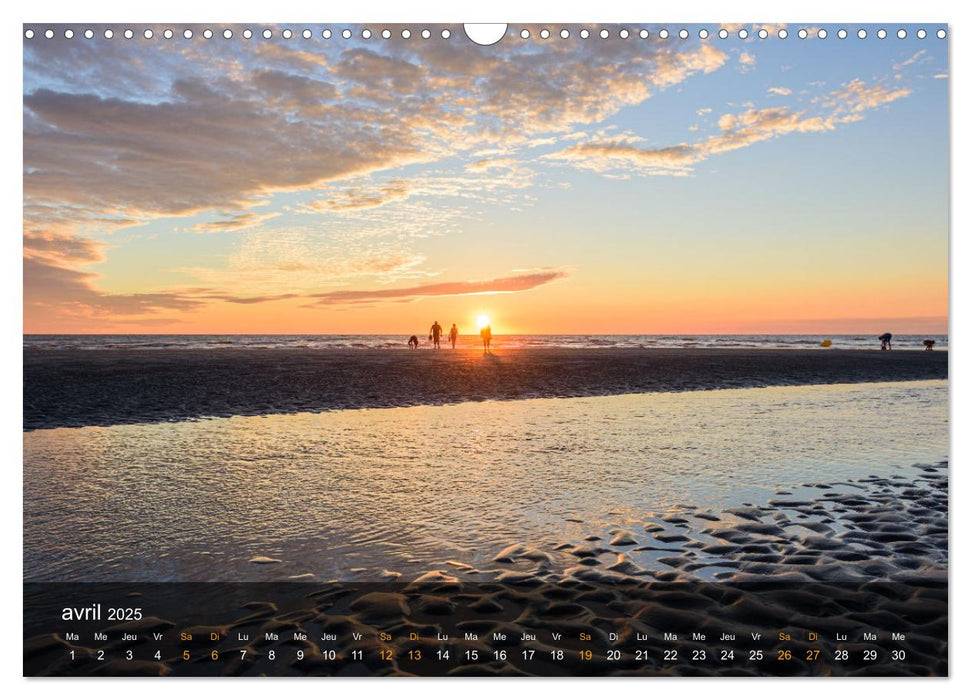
top-left (476, 314), bottom-right (491, 330)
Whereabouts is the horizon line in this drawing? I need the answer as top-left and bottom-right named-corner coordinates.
top-left (23, 331), bottom-right (950, 337)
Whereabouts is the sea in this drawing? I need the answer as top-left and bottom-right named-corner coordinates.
top-left (23, 333), bottom-right (949, 351)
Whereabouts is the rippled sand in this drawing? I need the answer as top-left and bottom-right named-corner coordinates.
top-left (24, 464), bottom-right (947, 676)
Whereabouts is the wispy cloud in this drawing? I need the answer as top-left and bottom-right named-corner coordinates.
top-left (737, 51), bottom-right (757, 72)
top-left (819, 78), bottom-right (911, 115)
top-left (894, 49), bottom-right (930, 71)
top-left (197, 292), bottom-right (302, 305)
top-left (191, 211), bottom-right (280, 233)
top-left (546, 77), bottom-right (912, 176)
top-left (308, 179), bottom-right (411, 212)
top-left (305, 269), bottom-right (569, 306)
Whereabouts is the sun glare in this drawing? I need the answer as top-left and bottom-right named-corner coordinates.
top-left (476, 314), bottom-right (491, 330)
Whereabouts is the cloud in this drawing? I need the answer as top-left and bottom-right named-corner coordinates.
top-left (24, 230), bottom-right (106, 265)
top-left (546, 78), bottom-right (912, 176)
top-left (820, 78), bottom-right (911, 115)
top-left (249, 69), bottom-right (340, 108)
top-left (547, 138), bottom-right (697, 176)
top-left (252, 42), bottom-right (330, 71)
top-left (551, 107), bottom-right (834, 175)
top-left (705, 107), bottom-right (835, 155)
top-left (738, 51), bottom-right (757, 71)
top-left (767, 87), bottom-right (792, 96)
top-left (191, 211), bottom-right (280, 233)
top-left (303, 161), bottom-right (539, 221)
top-left (649, 44), bottom-right (727, 88)
top-left (466, 157), bottom-right (520, 173)
top-left (24, 84), bottom-right (428, 218)
top-left (305, 269), bottom-right (569, 306)
top-left (309, 179), bottom-right (412, 212)
top-left (24, 257), bottom-right (205, 320)
top-left (894, 50), bottom-right (930, 71)
top-left (198, 292), bottom-right (302, 305)
top-left (138, 266), bottom-right (571, 313)
top-left (330, 48), bottom-right (425, 95)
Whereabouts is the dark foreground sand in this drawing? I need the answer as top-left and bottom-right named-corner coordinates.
top-left (23, 347), bottom-right (947, 430)
top-left (24, 463), bottom-right (947, 676)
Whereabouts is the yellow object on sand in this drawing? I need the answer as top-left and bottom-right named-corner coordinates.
top-left (820, 339), bottom-right (833, 347)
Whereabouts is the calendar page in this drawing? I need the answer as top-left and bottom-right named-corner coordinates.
top-left (22, 22), bottom-right (948, 677)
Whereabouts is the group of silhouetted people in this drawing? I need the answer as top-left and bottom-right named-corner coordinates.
top-left (425, 321), bottom-right (456, 349)
top-left (878, 332), bottom-right (937, 351)
top-left (408, 321), bottom-right (492, 351)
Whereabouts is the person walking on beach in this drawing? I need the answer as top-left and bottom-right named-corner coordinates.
top-left (879, 332), bottom-right (893, 350)
top-left (480, 324), bottom-right (492, 353)
top-left (449, 323), bottom-right (459, 349)
top-left (429, 321), bottom-right (443, 349)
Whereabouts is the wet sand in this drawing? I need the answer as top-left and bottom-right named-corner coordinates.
top-left (25, 463), bottom-right (947, 676)
top-left (22, 346), bottom-right (948, 675)
top-left (23, 347), bottom-right (947, 430)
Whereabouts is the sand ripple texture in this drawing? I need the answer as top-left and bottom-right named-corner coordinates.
top-left (24, 466), bottom-right (947, 676)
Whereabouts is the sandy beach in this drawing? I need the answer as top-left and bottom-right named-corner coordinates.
top-left (22, 347), bottom-right (949, 675)
top-left (23, 347), bottom-right (947, 430)
top-left (24, 462), bottom-right (947, 676)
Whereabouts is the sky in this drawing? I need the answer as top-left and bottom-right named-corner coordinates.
top-left (23, 23), bottom-right (949, 335)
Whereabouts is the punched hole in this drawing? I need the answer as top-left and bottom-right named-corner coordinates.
top-left (464, 24), bottom-right (505, 45)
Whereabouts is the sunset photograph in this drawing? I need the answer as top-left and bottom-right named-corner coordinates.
top-left (23, 22), bottom-right (948, 677)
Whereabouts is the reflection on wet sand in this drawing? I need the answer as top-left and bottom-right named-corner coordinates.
top-left (24, 380), bottom-right (947, 582)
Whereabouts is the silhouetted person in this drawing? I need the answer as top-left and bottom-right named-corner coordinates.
top-left (408, 335), bottom-right (419, 349)
top-left (879, 332), bottom-right (893, 350)
top-left (924, 339), bottom-right (936, 351)
top-left (429, 321), bottom-right (443, 349)
top-left (480, 324), bottom-right (492, 352)
top-left (449, 323), bottom-right (459, 349)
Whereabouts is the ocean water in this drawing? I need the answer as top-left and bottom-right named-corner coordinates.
top-left (24, 380), bottom-right (947, 582)
top-left (23, 333), bottom-right (949, 351)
